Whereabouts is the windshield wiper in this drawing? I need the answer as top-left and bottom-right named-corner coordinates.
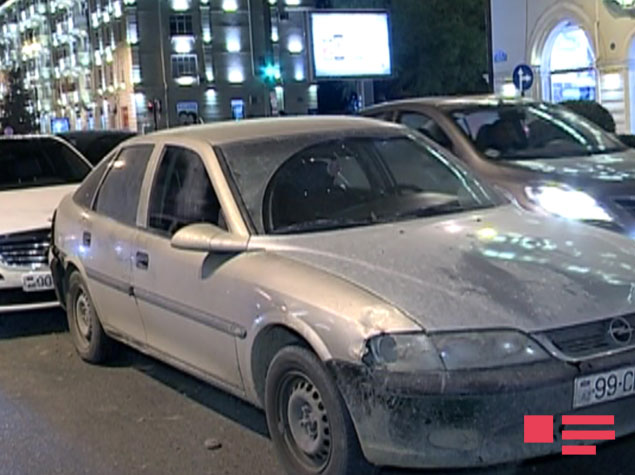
top-left (272, 217), bottom-right (378, 235)
top-left (393, 200), bottom-right (468, 220)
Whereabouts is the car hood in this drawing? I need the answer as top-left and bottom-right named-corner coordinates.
top-left (265, 206), bottom-right (635, 333)
top-left (0, 184), bottom-right (77, 235)
top-left (506, 149), bottom-right (635, 184)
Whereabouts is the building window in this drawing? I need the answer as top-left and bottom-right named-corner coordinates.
top-left (543, 22), bottom-right (597, 103)
top-left (171, 53), bottom-right (197, 78)
top-left (169, 14), bottom-right (193, 36)
top-left (201, 7), bottom-right (211, 43)
top-left (126, 13), bottom-right (138, 44)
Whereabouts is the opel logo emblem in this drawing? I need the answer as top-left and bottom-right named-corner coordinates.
top-left (608, 317), bottom-right (634, 345)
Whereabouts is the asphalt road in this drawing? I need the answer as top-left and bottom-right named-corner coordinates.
top-left (1, 309), bottom-right (634, 475)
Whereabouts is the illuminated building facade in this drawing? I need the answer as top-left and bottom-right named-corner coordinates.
top-left (0, 0), bottom-right (318, 132)
top-left (491, 0), bottom-right (635, 133)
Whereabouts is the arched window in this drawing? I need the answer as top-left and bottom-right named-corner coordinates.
top-left (543, 22), bottom-right (597, 103)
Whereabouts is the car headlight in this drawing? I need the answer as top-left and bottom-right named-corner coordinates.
top-left (525, 184), bottom-right (612, 222)
top-left (364, 332), bottom-right (444, 372)
top-left (364, 330), bottom-right (550, 371)
top-left (430, 330), bottom-right (550, 370)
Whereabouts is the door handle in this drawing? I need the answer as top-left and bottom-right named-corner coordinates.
top-left (136, 251), bottom-right (149, 270)
top-left (82, 231), bottom-right (91, 247)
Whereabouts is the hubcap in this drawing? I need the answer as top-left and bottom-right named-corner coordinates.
top-left (282, 375), bottom-right (331, 471)
top-left (75, 290), bottom-right (92, 342)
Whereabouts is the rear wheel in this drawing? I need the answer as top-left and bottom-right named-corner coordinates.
top-left (66, 271), bottom-right (113, 363)
top-left (265, 346), bottom-right (371, 475)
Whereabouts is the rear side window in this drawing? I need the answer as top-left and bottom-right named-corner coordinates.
top-left (0, 138), bottom-right (91, 191)
top-left (73, 154), bottom-right (113, 208)
top-left (366, 110), bottom-right (394, 121)
top-left (147, 146), bottom-right (223, 236)
top-left (94, 145), bottom-right (154, 226)
top-left (398, 112), bottom-right (453, 149)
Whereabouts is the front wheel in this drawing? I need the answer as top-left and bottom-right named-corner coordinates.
top-left (65, 271), bottom-right (113, 364)
top-left (265, 346), bottom-right (371, 475)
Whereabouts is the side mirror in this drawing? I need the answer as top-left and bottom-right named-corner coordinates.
top-left (171, 223), bottom-right (249, 253)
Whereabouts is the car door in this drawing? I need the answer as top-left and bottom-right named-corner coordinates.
top-left (131, 143), bottom-right (243, 389)
top-left (82, 144), bottom-right (153, 342)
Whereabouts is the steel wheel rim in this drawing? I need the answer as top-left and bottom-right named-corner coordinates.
top-left (278, 371), bottom-right (332, 472)
top-left (74, 289), bottom-right (92, 343)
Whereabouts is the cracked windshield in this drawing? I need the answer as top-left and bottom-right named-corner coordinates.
top-left (2, 1), bottom-right (635, 475)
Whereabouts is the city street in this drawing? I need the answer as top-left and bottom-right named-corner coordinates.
top-left (2, 0), bottom-right (635, 473)
top-left (1, 310), bottom-right (635, 475)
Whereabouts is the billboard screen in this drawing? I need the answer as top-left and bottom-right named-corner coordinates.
top-left (51, 117), bottom-right (70, 134)
top-left (310, 11), bottom-right (392, 79)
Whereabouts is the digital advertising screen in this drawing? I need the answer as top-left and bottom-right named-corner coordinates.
top-left (310, 11), bottom-right (392, 79)
top-left (51, 117), bottom-right (71, 133)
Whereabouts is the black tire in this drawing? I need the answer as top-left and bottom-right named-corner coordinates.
top-left (65, 271), bottom-right (113, 363)
top-left (265, 346), bottom-right (372, 475)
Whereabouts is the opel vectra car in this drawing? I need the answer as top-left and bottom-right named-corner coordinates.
top-left (0, 135), bottom-right (91, 313)
top-left (50, 118), bottom-right (635, 473)
top-left (363, 97), bottom-right (635, 236)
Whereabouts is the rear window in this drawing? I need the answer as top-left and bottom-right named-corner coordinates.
top-left (0, 138), bottom-right (91, 191)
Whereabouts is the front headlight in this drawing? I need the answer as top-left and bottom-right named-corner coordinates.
top-left (364, 330), bottom-right (550, 371)
top-left (364, 332), bottom-right (444, 372)
top-left (430, 330), bottom-right (550, 370)
top-left (525, 184), bottom-right (613, 222)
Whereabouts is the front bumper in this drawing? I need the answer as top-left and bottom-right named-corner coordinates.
top-left (0, 264), bottom-right (58, 313)
top-left (328, 349), bottom-right (635, 469)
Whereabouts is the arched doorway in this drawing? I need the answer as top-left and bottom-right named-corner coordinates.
top-left (542, 21), bottom-right (597, 103)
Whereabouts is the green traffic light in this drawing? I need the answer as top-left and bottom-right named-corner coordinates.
top-left (262, 64), bottom-right (281, 81)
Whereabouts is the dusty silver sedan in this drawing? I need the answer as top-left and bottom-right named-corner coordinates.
top-left (50, 117), bottom-right (635, 473)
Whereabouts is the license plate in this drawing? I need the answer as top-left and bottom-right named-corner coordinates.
top-left (574, 366), bottom-right (635, 408)
top-left (21, 272), bottom-right (54, 293)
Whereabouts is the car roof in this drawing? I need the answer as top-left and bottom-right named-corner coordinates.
top-left (363, 94), bottom-right (538, 112)
top-left (0, 134), bottom-right (79, 145)
top-left (137, 116), bottom-right (401, 146)
top-left (0, 134), bottom-right (60, 140)
top-left (59, 130), bottom-right (136, 138)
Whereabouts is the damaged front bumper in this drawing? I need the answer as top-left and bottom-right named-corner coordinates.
top-left (328, 349), bottom-right (635, 469)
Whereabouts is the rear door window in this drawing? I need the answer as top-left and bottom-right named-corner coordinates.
top-left (398, 112), bottom-right (454, 149)
top-left (94, 145), bottom-right (154, 226)
top-left (366, 110), bottom-right (395, 121)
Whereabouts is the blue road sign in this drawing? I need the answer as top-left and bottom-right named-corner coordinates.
top-left (513, 64), bottom-right (534, 92)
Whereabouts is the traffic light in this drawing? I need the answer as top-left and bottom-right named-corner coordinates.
top-left (147, 99), bottom-right (161, 112)
top-left (260, 62), bottom-right (281, 85)
top-left (147, 98), bottom-right (161, 130)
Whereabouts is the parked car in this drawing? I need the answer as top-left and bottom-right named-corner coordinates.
top-left (0, 135), bottom-right (91, 313)
top-left (58, 130), bottom-right (136, 165)
top-left (51, 117), bottom-right (635, 473)
top-left (363, 96), bottom-right (635, 236)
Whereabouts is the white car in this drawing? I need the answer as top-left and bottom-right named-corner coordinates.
top-left (0, 135), bottom-right (91, 313)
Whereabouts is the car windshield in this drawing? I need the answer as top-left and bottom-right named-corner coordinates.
top-left (450, 102), bottom-right (628, 160)
top-left (219, 130), bottom-right (501, 234)
top-left (0, 137), bottom-right (91, 191)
